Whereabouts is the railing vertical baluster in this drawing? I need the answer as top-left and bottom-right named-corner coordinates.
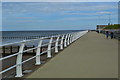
top-left (60, 35), bottom-right (64, 50)
top-left (15, 41), bottom-right (25, 77)
top-left (69, 34), bottom-right (71, 44)
top-left (71, 34), bottom-right (73, 43)
top-left (72, 33), bottom-right (74, 42)
top-left (47, 37), bottom-right (53, 58)
top-left (67, 34), bottom-right (70, 45)
top-left (35, 39), bottom-right (42, 65)
top-left (55, 36), bottom-right (60, 53)
top-left (64, 34), bottom-right (68, 47)
top-left (69, 34), bottom-right (72, 44)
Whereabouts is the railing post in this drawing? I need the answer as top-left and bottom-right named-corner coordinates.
top-left (55, 36), bottom-right (60, 53)
top-left (60, 35), bottom-right (64, 50)
top-left (35, 39), bottom-right (42, 65)
top-left (64, 34), bottom-right (68, 47)
top-left (72, 33), bottom-right (75, 42)
top-left (15, 40), bottom-right (25, 77)
top-left (47, 37), bottom-right (53, 58)
top-left (70, 34), bottom-right (72, 44)
top-left (67, 34), bottom-right (70, 45)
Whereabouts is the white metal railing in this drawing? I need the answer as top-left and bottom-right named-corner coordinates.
top-left (0, 30), bottom-right (88, 77)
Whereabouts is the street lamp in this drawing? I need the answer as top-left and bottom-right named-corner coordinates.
top-left (108, 13), bottom-right (111, 25)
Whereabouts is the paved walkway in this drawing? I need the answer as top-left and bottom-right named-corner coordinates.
top-left (27, 32), bottom-right (118, 78)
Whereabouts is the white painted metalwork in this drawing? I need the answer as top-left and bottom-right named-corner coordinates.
top-left (47, 37), bottom-right (53, 58)
top-left (67, 34), bottom-right (70, 45)
top-left (35, 39), bottom-right (42, 65)
top-left (15, 41), bottom-right (25, 77)
top-left (0, 30), bottom-right (88, 78)
top-left (60, 35), bottom-right (64, 50)
top-left (55, 36), bottom-right (60, 53)
top-left (70, 34), bottom-right (72, 44)
top-left (64, 34), bottom-right (68, 47)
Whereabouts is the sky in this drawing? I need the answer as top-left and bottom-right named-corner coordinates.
top-left (2, 2), bottom-right (118, 31)
top-left (1, 0), bottom-right (120, 2)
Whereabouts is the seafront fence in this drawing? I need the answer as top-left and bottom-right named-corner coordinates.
top-left (0, 30), bottom-right (88, 77)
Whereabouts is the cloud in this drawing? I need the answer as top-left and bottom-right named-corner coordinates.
top-left (55, 16), bottom-right (99, 22)
top-left (60, 11), bottom-right (99, 16)
top-left (15, 17), bottom-right (34, 19)
top-left (7, 19), bottom-right (44, 23)
top-left (97, 11), bottom-right (112, 14)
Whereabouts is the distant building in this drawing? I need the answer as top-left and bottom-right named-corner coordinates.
top-left (96, 25), bottom-right (108, 33)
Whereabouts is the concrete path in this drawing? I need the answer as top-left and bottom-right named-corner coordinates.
top-left (27, 32), bottom-right (118, 78)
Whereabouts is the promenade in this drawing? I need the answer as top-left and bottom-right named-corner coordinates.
top-left (27, 31), bottom-right (118, 78)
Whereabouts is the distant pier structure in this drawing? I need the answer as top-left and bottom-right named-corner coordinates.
top-left (2, 36), bottom-right (45, 40)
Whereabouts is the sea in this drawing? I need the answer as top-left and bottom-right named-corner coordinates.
top-left (1, 30), bottom-right (82, 46)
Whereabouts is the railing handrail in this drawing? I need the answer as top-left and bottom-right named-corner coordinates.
top-left (0, 32), bottom-right (73, 47)
top-left (0, 30), bottom-right (88, 78)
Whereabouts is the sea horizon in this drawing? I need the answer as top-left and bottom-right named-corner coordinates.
top-left (1, 29), bottom-right (86, 32)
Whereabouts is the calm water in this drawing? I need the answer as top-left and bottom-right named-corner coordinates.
top-left (1, 30), bottom-right (82, 45)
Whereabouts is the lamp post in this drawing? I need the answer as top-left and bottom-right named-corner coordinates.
top-left (108, 13), bottom-right (111, 25)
